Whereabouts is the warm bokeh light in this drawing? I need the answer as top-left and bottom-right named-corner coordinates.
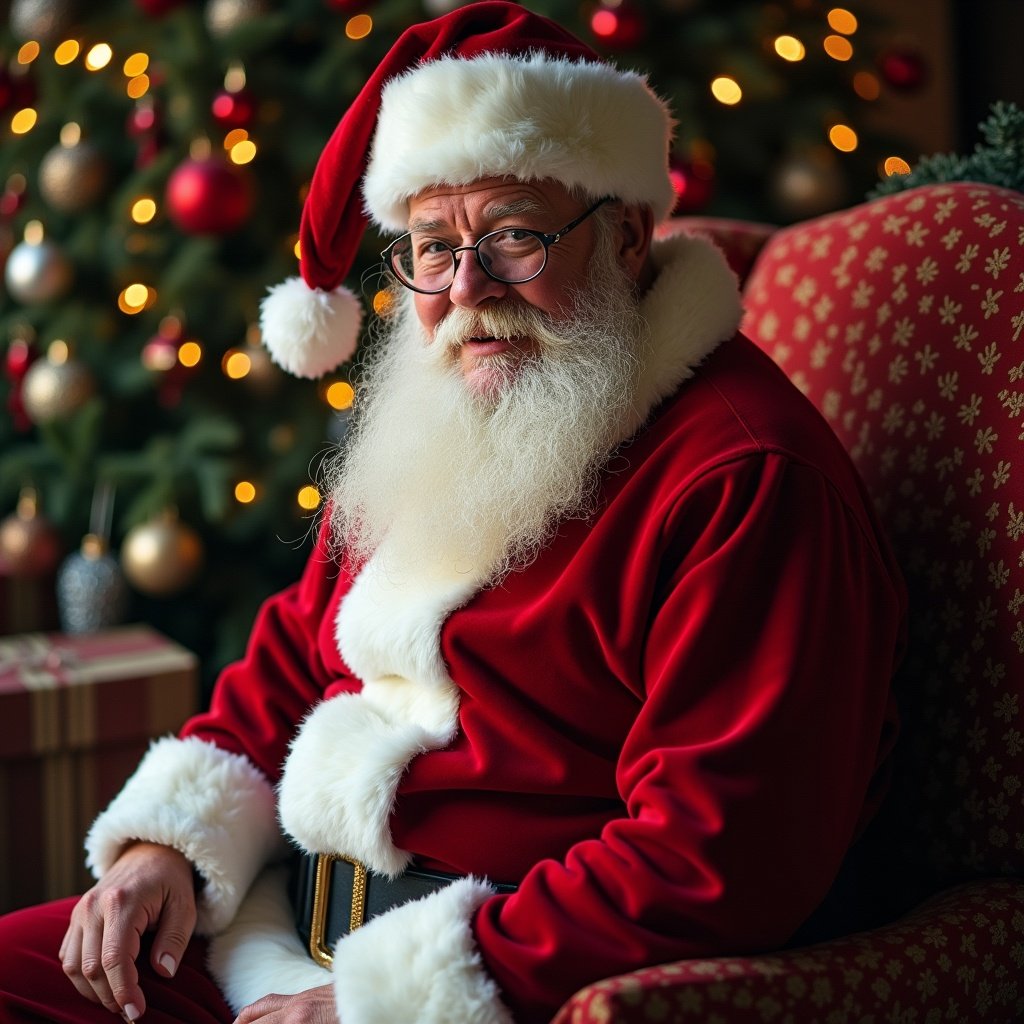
top-left (710, 76), bottom-right (742, 105)
top-left (132, 197), bottom-right (158, 224)
top-left (293, 238), bottom-right (302, 260)
top-left (11, 108), bottom-right (38, 134)
top-left (60, 122), bottom-right (81, 146)
top-left (85, 43), bottom-right (113, 71)
top-left (127, 75), bottom-right (150, 100)
top-left (823, 35), bottom-right (854, 61)
top-left (853, 71), bottom-right (881, 100)
top-left (297, 485), bottom-right (321, 511)
top-left (234, 481), bottom-right (257, 504)
top-left (178, 341), bottom-right (202, 367)
top-left (229, 140), bottom-right (257, 165)
top-left (222, 350), bottom-right (252, 378)
top-left (24, 220), bottom-right (44, 244)
top-left (48, 339), bottom-right (69, 365)
top-left (346, 14), bottom-right (373, 40)
top-left (326, 381), bottom-right (355, 410)
top-left (223, 128), bottom-right (249, 150)
top-left (17, 41), bottom-right (40, 64)
top-left (774, 35), bottom-right (806, 62)
top-left (372, 290), bottom-right (394, 316)
top-left (118, 283), bottom-right (153, 314)
top-left (124, 52), bottom-right (149, 76)
top-left (225, 64), bottom-right (247, 92)
top-left (54, 40), bottom-right (80, 65)
top-left (829, 124), bottom-right (859, 152)
top-left (828, 8), bottom-right (858, 34)
top-left (884, 156), bottom-right (913, 176)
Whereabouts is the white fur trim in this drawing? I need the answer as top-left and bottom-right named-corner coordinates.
top-left (278, 544), bottom-right (481, 875)
top-left (364, 51), bottom-right (676, 232)
top-left (636, 232), bottom-right (743, 413)
top-left (259, 276), bottom-right (362, 379)
top-left (333, 876), bottom-right (513, 1024)
top-left (85, 736), bottom-right (284, 935)
top-left (207, 866), bottom-right (329, 1012)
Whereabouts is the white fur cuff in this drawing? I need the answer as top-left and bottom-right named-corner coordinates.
top-left (85, 736), bottom-right (284, 934)
top-left (332, 876), bottom-right (514, 1024)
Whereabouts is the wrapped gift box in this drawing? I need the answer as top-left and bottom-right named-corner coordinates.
top-left (0, 624), bottom-right (198, 912)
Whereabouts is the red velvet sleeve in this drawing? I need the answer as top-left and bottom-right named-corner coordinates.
top-left (180, 520), bottom-right (355, 783)
top-left (473, 453), bottom-right (904, 1022)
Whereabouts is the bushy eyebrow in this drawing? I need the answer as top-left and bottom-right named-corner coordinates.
top-left (407, 198), bottom-right (544, 234)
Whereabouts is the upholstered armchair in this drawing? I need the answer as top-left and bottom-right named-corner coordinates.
top-left (553, 181), bottom-right (1024, 1023)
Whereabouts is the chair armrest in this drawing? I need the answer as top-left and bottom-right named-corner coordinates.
top-left (550, 877), bottom-right (1024, 1023)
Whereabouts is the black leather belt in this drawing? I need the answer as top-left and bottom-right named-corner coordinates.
top-left (292, 852), bottom-right (518, 968)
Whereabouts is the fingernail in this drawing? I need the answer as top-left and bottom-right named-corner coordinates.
top-left (159, 952), bottom-right (177, 977)
top-left (123, 1003), bottom-right (141, 1022)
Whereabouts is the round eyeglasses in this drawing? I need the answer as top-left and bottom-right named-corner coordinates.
top-left (381, 197), bottom-right (612, 295)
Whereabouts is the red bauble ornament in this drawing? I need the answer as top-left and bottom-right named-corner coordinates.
top-left (165, 156), bottom-right (252, 235)
top-left (878, 48), bottom-right (928, 93)
top-left (5, 337), bottom-right (38, 381)
top-left (135, 0), bottom-right (189, 14)
top-left (7, 389), bottom-right (32, 433)
top-left (211, 87), bottom-right (256, 129)
top-left (590, 1), bottom-right (646, 50)
top-left (127, 102), bottom-right (160, 138)
top-left (669, 157), bottom-right (715, 214)
top-left (325, 0), bottom-right (365, 9)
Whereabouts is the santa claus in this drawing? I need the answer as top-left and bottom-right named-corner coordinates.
top-left (0, 4), bottom-right (904, 1024)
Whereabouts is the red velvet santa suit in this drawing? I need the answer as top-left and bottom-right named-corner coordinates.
top-left (74, 234), bottom-right (904, 1024)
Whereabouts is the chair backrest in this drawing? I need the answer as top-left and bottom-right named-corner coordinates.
top-left (726, 182), bottom-right (1024, 904)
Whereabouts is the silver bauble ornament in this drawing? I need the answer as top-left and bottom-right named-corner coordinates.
top-left (56, 534), bottom-right (129, 633)
top-left (39, 140), bottom-right (109, 212)
top-left (121, 512), bottom-right (204, 596)
top-left (770, 149), bottom-right (848, 221)
top-left (4, 239), bottom-right (73, 304)
top-left (204, 0), bottom-right (271, 37)
top-left (21, 350), bottom-right (95, 424)
top-left (10, 0), bottom-right (79, 41)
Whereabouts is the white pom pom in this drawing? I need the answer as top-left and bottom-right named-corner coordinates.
top-left (259, 277), bottom-right (363, 379)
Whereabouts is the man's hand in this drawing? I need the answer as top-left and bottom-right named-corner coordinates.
top-left (59, 841), bottom-right (197, 1021)
top-left (234, 986), bottom-right (338, 1024)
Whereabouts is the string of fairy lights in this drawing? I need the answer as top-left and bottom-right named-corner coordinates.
top-left (3, 3), bottom-right (915, 516)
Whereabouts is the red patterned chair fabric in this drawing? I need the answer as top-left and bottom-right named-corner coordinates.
top-left (553, 182), bottom-right (1024, 1023)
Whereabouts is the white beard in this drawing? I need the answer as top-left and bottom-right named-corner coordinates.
top-left (324, 229), bottom-right (649, 585)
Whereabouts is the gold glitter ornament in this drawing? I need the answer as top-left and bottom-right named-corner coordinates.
top-left (10, 0), bottom-right (79, 42)
top-left (39, 138), bottom-right (109, 213)
top-left (0, 488), bottom-right (62, 577)
top-left (204, 0), bottom-right (272, 38)
top-left (20, 342), bottom-right (96, 424)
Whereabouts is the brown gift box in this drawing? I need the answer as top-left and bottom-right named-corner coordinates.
top-left (0, 625), bottom-right (198, 912)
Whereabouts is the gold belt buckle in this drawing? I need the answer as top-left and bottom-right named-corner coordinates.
top-left (309, 852), bottom-right (368, 969)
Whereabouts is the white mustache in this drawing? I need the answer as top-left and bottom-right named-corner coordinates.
top-left (433, 302), bottom-right (550, 353)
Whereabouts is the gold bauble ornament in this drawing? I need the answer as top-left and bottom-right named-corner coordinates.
top-left (0, 488), bottom-right (62, 577)
top-left (770, 148), bottom-right (848, 221)
top-left (204, 0), bottom-right (271, 37)
top-left (21, 342), bottom-right (95, 425)
top-left (39, 138), bottom-right (109, 213)
top-left (121, 511), bottom-right (203, 596)
top-left (10, 0), bottom-right (79, 41)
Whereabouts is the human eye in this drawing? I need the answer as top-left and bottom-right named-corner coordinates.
top-left (487, 228), bottom-right (540, 255)
top-left (412, 236), bottom-right (452, 268)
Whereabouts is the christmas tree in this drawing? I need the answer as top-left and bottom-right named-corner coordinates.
top-left (0, 0), bottom-right (916, 690)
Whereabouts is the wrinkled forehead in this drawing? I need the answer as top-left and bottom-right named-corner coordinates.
top-left (405, 177), bottom-right (581, 231)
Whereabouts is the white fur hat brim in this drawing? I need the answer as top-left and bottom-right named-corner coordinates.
top-left (363, 51), bottom-right (676, 232)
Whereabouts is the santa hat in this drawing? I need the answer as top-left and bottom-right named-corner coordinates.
top-left (260, 1), bottom-right (676, 379)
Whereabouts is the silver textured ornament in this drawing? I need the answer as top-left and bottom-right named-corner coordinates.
top-left (39, 140), bottom-right (109, 212)
top-left (56, 534), bottom-right (129, 633)
top-left (204, 0), bottom-right (271, 37)
top-left (4, 239), bottom-right (73, 304)
top-left (10, 0), bottom-right (79, 41)
top-left (21, 349), bottom-right (95, 424)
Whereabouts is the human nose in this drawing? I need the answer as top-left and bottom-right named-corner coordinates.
top-left (447, 246), bottom-right (508, 308)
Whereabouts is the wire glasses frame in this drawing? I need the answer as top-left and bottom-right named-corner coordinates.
top-left (380, 196), bottom-right (612, 295)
